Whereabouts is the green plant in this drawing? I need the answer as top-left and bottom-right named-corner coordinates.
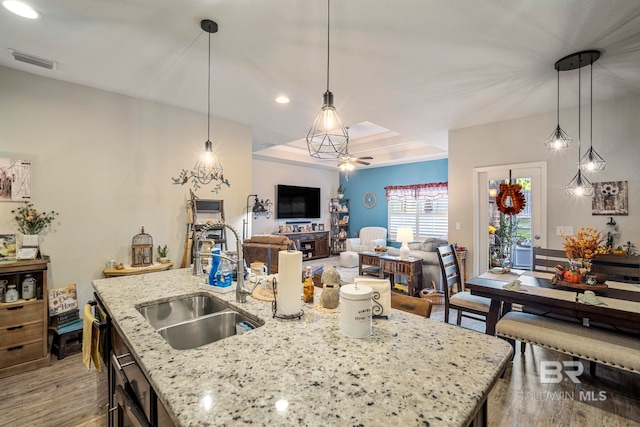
top-left (11, 203), bottom-right (59, 235)
top-left (337, 185), bottom-right (346, 194)
top-left (158, 245), bottom-right (168, 258)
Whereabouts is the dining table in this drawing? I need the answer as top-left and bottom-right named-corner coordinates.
top-left (465, 269), bottom-right (640, 336)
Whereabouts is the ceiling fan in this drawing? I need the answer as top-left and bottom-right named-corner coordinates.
top-left (337, 154), bottom-right (373, 171)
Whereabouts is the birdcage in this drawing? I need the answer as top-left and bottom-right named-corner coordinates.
top-left (131, 226), bottom-right (153, 267)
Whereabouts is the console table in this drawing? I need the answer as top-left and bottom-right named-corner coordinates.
top-left (283, 231), bottom-right (330, 261)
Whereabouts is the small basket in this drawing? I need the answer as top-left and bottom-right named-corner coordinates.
top-left (419, 281), bottom-right (444, 305)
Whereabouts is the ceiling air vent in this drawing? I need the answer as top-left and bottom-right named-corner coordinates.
top-left (9, 49), bottom-right (57, 70)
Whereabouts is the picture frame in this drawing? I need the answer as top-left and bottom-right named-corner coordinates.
top-left (592, 181), bottom-right (628, 215)
top-left (285, 225), bottom-right (293, 233)
top-left (278, 225), bottom-right (285, 234)
top-left (312, 223), bottom-right (317, 231)
top-left (318, 224), bottom-right (325, 231)
top-left (293, 225), bottom-right (299, 233)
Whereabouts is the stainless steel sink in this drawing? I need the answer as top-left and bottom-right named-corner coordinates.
top-left (157, 311), bottom-right (261, 350)
top-left (137, 294), bottom-right (231, 330)
top-left (137, 293), bottom-right (263, 349)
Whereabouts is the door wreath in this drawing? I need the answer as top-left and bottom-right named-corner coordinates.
top-left (496, 183), bottom-right (526, 216)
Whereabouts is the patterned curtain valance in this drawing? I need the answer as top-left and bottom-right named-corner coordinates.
top-left (385, 182), bottom-right (448, 201)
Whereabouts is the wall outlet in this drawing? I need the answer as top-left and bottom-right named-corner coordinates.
top-left (556, 226), bottom-right (574, 236)
top-left (455, 222), bottom-right (461, 230)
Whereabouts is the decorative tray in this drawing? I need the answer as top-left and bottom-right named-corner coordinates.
top-left (553, 280), bottom-right (608, 291)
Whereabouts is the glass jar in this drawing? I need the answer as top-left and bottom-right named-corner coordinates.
top-left (22, 274), bottom-right (36, 300)
top-left (5, 285), bottom-right (19, 303)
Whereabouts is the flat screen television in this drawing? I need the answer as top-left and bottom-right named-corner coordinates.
top-left (276, 184), bottom-right (321, 219)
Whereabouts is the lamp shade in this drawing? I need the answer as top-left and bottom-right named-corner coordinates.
top-left (396, 227), bottom-right (414, 243)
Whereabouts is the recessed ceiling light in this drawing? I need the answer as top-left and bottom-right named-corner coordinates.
top-left (3, 1), bottom-right (40, 19)
top-left (275, 96), bottom-right (290, 104)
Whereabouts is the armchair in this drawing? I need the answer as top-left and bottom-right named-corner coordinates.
top-left (346, 227), bottom-right (387, 253)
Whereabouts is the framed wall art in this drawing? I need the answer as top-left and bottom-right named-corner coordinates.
top-left (592, 181), bottom-right (628, 216)
top-left (0, 158), bottom-right (31, 202)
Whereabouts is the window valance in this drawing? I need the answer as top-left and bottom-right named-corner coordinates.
top-left (385, 182), bottom-right (448, 201)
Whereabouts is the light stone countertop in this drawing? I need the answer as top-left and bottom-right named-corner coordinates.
top-left (93, 268), bottom-right (512, 427)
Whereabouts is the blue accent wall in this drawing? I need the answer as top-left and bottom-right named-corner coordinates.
top-left (339, 158), bottom-right (448, 239)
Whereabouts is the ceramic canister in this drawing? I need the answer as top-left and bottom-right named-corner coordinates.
top-left (339, 284), bottom-right (373, 338)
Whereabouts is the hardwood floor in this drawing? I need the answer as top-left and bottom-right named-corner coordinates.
top-left (431, 305), bottom-right (640, 427)
top-left (0, 351), bottom-right (107, 427)
top-left (0, 304), bottom-right (638, 427)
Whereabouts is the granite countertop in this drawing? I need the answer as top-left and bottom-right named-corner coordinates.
top-left (93, 268), bottom-right (512, 427)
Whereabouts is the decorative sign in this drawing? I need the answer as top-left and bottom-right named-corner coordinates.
top-left (0, 158), bottom-right (31, 202)
top-left (48, 283), bottom-right (78, 316)
top-left (0, 234), bottom-right (16, 260)
top-left (592, 181), bottom-right (628, 216)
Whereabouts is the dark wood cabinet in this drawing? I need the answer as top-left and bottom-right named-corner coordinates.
top-left (283, 231), bottom-right (330, 260)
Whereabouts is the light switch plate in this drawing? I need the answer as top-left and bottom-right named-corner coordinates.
top-left (556, 226), bottom-right (574, 236)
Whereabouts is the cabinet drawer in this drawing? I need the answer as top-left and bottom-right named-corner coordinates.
top-left (0, 340), bottom-right (44, 368)
top-left (0, 322), bottom-right (43, 348)
top-left (0, 302), bottom-right (44, 328)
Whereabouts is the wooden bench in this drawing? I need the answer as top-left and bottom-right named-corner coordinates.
top-left (497, 311), bottom-right (640, 375)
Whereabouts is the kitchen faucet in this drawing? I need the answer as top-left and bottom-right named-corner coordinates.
top-left (192, 221), bottom-right (253, 303)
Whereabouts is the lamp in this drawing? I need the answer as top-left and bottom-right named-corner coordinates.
top-left (556, 51), bottom-right (600, 197)
top-left (544, 67), bottom-right (573, 151)
top-left (172, 20), bottom-right (230, 193)
top-left (396, 227), bottom-right (414, 260)
top-left (579, 60), bottom-right (606, 172)
top-left (306, 0), bottom-right (349, 159)
top-left (242, 194), bottom-right (272, 240)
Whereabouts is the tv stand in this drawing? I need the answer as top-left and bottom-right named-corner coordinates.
top-left (283, 231), bottom-right (330, 261)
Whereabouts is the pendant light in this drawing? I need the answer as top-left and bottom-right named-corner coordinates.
top-left (172, 19), bottom-right (229, 193)
top-left (306, 0), bottom-right (349, 159)
top-left (565, 51), bottom-right (597, 197)
top-left (544, 68), bottom-right (572, 150)
top-left (579, 60), bottom-right (606, 172)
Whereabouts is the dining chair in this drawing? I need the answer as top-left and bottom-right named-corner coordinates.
top-left (437, 244), bottom-right (491, 330)
top-left (532, 247), bottom-right (569, 272)
top-left (391, 292), bottom-right (432, 318)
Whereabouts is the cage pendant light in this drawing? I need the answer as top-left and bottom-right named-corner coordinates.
top-left (580, 61), bottom-right (606, 172)
top-left (544, 69), bottom-right (573, 150)
top-left (306, 0), bottom-right (349, 159)
top-left (566, 53), bottom-right (594, 197)
top-left (172, 19), bottom-right (229, 193)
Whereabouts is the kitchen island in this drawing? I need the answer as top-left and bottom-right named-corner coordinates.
top-left (93, 268), bottom-right (512, 426)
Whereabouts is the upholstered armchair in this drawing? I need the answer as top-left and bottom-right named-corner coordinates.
top-left (346, 227), bottom-right (388, 253)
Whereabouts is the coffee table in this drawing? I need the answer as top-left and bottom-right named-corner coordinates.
top-left (358, 252), bottom-right (383, 277)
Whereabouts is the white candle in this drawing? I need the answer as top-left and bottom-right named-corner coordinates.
top-left (277, 250), bottom-right (302, 315)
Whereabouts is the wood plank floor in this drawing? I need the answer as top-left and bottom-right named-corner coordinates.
top-left (0, 305), bottom-right (638, 426)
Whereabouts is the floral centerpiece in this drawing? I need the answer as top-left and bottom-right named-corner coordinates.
top-left (561, 227), bottom-right (609, 276)
top-left (11, 203), bottom-right (59, 235)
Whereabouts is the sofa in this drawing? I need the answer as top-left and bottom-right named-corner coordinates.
top-left (242, 234), bottom-right (294, 274)
top-left (387, 237), bottom-right (448, 292)
top-left (346, 227), bottom-right (388, 253)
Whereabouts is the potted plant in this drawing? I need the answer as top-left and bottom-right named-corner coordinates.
top-left (337, 185), bottom-right (346, 199)
top-left (11, 203), bottom-right (59, 247)
top-left (157, 245), bottom-right (169, 263)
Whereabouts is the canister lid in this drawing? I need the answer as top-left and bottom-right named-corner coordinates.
top-left (340, 284), bottom-right (372, 300)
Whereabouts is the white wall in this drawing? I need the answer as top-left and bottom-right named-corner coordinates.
top-left (249, 159), bottom-right (339, 236)
top-left (448, 94), bottom-right (640, 275)
top-left (0, 66), bottom-right (252, 306)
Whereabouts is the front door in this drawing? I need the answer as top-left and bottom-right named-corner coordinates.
top-left (474, 162), bottom-right (547, 277)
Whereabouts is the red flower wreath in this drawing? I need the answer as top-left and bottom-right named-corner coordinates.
top-left (496, 183), bottom-right (526, 216)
